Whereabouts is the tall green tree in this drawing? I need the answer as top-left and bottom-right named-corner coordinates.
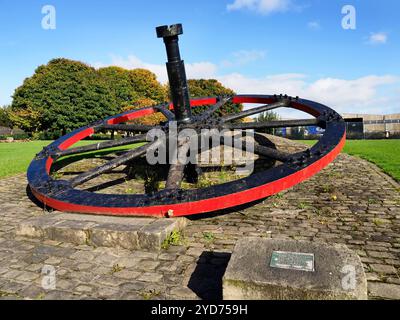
top-left (129, 69), bottom-right (168, 104)
top-left (10, 58), bottom-right (243, 136)
top-left (98, 66), bottom-right (139, 109)
top-left (12, 58), bottom-right (119, 137)
top-left (98, 67), bottom-right (168, 125)
top-left (97, 67), bottom-right (168, 109)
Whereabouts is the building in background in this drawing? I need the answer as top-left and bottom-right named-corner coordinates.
top-left (342, 113), bottom-right (400, 139)
top-left (276, 113), bottom-right (400, 140)
top-left (0, 126), bottom-right (27, 140)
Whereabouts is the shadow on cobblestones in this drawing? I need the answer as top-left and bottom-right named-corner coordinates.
top-left (187, 251), bottom-right (231, 300)
top-left (26, 185), bottom-right (46, 210)
top-left (187, 198), bottom-right (267, 221)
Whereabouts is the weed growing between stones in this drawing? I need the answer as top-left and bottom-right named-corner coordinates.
top-left (203, 231), bottom-right (215, 242)
top-left (140, 289), bottom-right (161, 300)
top-left (372, 218), bottom-right (387, 227)
top-left (297, 202), bottom-right (309, 210)
top-left (110, 263), bottom-right (125, 274)
top-left (162, 230), bottom-right (184, 250)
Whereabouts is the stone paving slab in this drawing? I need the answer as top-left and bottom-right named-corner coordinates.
top-left (223, 238), bottom-right (367, 300)
top-left (17, 213), bottom-right (187, 251)
top-left (0, 135), bottom-right (399, 300)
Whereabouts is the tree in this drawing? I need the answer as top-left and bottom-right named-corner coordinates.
top-left (122, 97), bottom-right (167, 126)
top-left (98, 67), bottom-right (168, 109)
top-left (0, 106), bottom-right (13, 128)
top-left (255, 111), bottom-right (280, 134)
top-left (98, 66), bottom-right (139, 109)
top-left (10, 58), bottom-right (243, 136)
top-left (11, 58), bottom-right (119, 137)
top-left (8, 106), bottom-right (40, 133)
top-left (129, 69), bottom-right (168, 104)
top-left (99, 67), bottom-right (168, 126)
top-left (182, 79), bottom-right (242, 117)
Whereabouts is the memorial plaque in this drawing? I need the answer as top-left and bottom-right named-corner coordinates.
top-left (224, 239), bottom-right (368, 299)
top-left (270, 251), bottom-right (315, 272)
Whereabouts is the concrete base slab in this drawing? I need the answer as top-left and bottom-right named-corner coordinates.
top-left (16, 213), bottom-right (187, 252)
top-left (223, 238), bottom-right (367, 300)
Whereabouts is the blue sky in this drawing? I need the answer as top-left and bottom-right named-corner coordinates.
top-left (0, 0), bottom-right (399, 116)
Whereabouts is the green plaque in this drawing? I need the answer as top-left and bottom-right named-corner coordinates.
top-left (270, 251), bottom-right (315, 272)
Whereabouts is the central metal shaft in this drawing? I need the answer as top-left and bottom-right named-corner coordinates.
top-left (156, 24), bottom-right (192, 123)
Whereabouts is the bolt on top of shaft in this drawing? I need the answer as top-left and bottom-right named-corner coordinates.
top-left (156, 24), bottom-right (183, 38)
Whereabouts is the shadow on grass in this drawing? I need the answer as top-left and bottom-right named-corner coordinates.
top-left (84, 176), bottom-right (129, 192)
top-left (51, 148), bottom-right (131, 173)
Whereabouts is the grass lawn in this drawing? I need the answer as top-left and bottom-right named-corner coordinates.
top-left (297, 139), bottom-right (400, 182)
top-left (0, 141), bottom-right (53, 178)
top-left (0, 140), bottom-right (139, 178)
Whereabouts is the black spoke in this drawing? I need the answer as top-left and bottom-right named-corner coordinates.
top-left (196, 96), bottom-right (231, 121)
top-left (96, 124), bottom-right (155, 133)
top-left (225, 118), bottom-right (319, 130)
top-left (54, 134), bottom-right (148, 158)
top-left (222, 100), bottom-right (289, 123)
top-left (154, 105), bottom-right (176, 121)
top-left (69, 140), bottom-right (161, 187)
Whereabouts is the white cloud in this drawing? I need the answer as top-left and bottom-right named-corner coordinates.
top-left (307, 21), bottom-right (320, 30)
top-left (218, 73), bottom-right (306, 95)
top-left (367, 32), bottom-right (388, 45)
top-left (227, 0), bottom-right (291, 14)
top-left (93, 55), bottom-right (399, 116)
top-left (221, 50), bottom-right (266, 67)
top-left (185, 62), bottom-right (218, 81)
top-left (306, 76), bottom-right (398, 112)
top-left (217, 73), bottom-right (399, 115)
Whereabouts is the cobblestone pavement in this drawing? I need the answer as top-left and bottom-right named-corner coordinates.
top-left (0, 140), bottom-right (399, 300)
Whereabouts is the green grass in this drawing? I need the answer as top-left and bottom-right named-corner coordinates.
top-left (0, 140), bottom-right (53, 178)
top-left (0, 140), bottom-right (140, 178)
top-left (297, 139), bottom-right (400, 181)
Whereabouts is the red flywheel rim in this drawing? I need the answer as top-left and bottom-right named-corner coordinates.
top-left (27, 95), bottom-right (346, 217)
